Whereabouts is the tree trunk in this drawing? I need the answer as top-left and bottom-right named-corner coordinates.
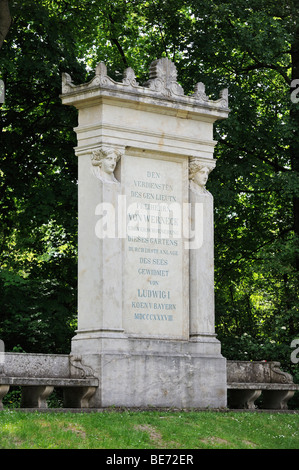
top-left (0, 0), bottom-right (11, 49)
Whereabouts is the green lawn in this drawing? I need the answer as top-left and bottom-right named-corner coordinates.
top-left (0, 409), bottom-right (298, 449)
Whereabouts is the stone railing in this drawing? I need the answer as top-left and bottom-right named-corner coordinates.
top-left (0, 353), bottom-right (98, 409)
top-left (227, 361), bottom-right (299, 410)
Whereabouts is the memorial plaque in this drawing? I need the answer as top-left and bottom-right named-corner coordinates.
top-left (122, 152), bottom-right (189, 339)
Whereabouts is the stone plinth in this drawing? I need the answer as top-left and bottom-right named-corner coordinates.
top-left (61, 58), bottom-right (229, 408)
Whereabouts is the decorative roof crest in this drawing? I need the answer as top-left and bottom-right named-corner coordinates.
top-left (144, 57), bottom-right (184, 97)
top-left (61, 57), bottom-right (229, 112)
top-left (122, 67), bottom-right (139, 87)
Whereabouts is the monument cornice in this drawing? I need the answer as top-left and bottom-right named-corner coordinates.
top-left (72, 121), bottom-right (218, 158)
top-left (74, 121), bottom-right (218, 146)
top-left (60, 58), bottom-right (229, 122)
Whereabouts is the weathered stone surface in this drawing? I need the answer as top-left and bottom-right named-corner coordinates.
top-left (1, 353), bottom-right (70, 378)
top-left (227, 361), bottom-right (295, 384)
top-left (0, 376), bottom-right (99, 408)
top-left (122, 152), bottom-right (189, 340)
top-left (0, 377), bottom-right (98, 386)
top-left (71, 337), bottom-right (226, 408)
top-left (60, 58), bottom-right (229, 409)
top-left (227, 361), bottom-right (299, 410)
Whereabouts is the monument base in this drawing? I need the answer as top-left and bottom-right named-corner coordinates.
top-left (71, 333), bottom-right (227, 409)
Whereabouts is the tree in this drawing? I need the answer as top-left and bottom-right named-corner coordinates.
top-left (178, 0), bottom-right (299, 371)
top-left (0, 0), bottom-right (87, 352)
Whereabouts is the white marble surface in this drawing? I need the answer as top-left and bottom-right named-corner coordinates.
top-left (62, 58), bottom-right (229, 408)
top-left (122, 152), bottom-right (189, 339)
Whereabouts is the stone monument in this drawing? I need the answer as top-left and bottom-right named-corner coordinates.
top-left (60, 58), bottom-right (230, 408)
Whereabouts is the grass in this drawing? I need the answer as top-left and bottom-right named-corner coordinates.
top-left (0, 409), bottom-right (298, 449)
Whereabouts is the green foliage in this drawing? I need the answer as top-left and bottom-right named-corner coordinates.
top-left (0, 0), bottom-right (298, 392)
top-left (2, 387), bottom-right (21, 408)
top-left (0, 0), bottom-right (82, 352)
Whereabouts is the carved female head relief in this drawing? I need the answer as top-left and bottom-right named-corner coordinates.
top-left (91, 146), bottom-right (123, 183)
top-left (189, 157), bottom-right (215, 193)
